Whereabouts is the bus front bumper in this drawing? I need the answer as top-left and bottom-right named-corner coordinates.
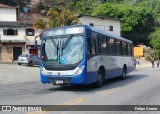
top-left (41, 74), bottom-right (86, 85)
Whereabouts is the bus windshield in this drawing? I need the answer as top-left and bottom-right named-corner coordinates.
top-left (42, 35), bottom-right (84, 67)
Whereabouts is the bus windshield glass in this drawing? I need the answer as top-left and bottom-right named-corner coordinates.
top-left (42, 35), bottom-right (84, 66)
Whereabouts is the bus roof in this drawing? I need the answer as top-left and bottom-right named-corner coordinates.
top-left (41, 25), bottom-right (132, 44)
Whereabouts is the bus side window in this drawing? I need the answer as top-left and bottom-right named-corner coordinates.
top-left (130, 44), bottom-right (133, 56)
top-left (127, 43), bottom-right (131, 56)
top-left (122, 42), bottom-right (127, 55)
top-left (98, 35), bottom-right (107, 54)
top-left (115, 40), bottom-right (121, 55)
top-left (87, 38), bottom-right (96, 54)
top-left (108, 38), bottom-right (115, 55)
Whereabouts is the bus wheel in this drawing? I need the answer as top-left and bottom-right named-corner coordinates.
top-left (121, 67), bottom-right (127, 80)
top-left (96, 70), bottom-right (105, 88)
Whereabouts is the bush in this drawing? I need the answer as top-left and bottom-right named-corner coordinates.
top-left (34, 0), bottom-right (46, 13)
top-left (144, 47), bottom-right (154, 61)
top-left (143, 47), bottom-right (160, 60)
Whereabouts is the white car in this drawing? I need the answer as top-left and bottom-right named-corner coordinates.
top-left (18, 54), bottom-right (40, 66)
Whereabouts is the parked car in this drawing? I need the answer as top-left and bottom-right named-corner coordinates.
top-left (18, 54), bottom-right (40, 66)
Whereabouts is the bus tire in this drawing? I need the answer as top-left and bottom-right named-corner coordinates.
top-left (121, 67), bottom-right (127, 80)
top-left (96, 70), bottom-right (105, 88)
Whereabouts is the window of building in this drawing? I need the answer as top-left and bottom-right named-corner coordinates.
top-left (90, 23), bottom-right (94, 27)
top-left (98, 35), bottom-right (107, 54)
top-left (3, 29), bottom-right (18, 36)
top-left (26, 28), bottom-right (35, 36)
top-left (109, 26), bottom-right (113, 31)
top-left (108, 38), bottom-right (115, 55)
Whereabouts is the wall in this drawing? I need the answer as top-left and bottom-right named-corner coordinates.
top-left (79, 16), bottom-right (121, 36)
top-left (0, 27), bottom-right (26, 41)
top-left (1, 43), bottom-right (25, 62)
top-left (0, 8), bottom-right (17, 21)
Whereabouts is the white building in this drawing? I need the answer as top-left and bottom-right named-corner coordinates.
top-left (0, 4), bottom-right (17, 21)
top-left (0, 4), bottom-right (41, 62)
top-left (79, 15), bottom-right (121, 36)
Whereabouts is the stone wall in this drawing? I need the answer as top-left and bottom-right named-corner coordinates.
top-left (1, 43), bottom-right (25, 62)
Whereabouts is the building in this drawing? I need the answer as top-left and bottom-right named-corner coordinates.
top-left (0, 4), bottom-right (17, 21)
top-left (0, 4), bottom-right (41, 62)
top-left (78, 15), bottom-right (121, 36)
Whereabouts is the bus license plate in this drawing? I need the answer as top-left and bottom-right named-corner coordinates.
top-left (56, 80), bottom-right (63, 84)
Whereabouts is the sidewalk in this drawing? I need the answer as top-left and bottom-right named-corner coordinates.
top-left (0, 61), bottom-right (18, 64)
top-left (135, 63), bottom-right (160, 69)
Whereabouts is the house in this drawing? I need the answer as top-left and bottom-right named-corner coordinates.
top-left (78, 15), bottom-right (121, 36)
top-left (0, 4), bottom-right (41, 62)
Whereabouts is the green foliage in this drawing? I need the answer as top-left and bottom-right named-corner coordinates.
top-left (144, 47), bottom-right (155, 60)
top-left (149, 27), bottom-right (160, 59)
top-left (92, 2), bottom-right (156, 33)
top-left (47, 6), bottom-right (78, 27)
top-left (34, 0), bottom-right (46, 13)
top-left (34, 19), bottom-right (47, 29)
top-left (150, 29), bottom-right (160, 49)
top-left (75, 0), bottom-right (100, 14)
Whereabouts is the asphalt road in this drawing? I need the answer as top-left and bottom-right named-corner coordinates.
top-left (0, 64), bottom-right (160, 114)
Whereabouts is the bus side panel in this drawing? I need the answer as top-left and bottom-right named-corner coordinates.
top-left (97, 55), bottom-right (118, 79)
top-left (86, 56), bottom-right (99, 84)
top-left (117, 56), bottom-right (134, 75)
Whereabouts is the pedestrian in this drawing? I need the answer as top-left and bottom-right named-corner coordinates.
top-left (134, 59), bottom-right (137, 68)
top-left (151, 59), bottom-right (154, 68)
top-left (157, 59), bottom-right (159, 68)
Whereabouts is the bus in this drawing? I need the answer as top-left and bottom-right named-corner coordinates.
top-left (38, 25), bottom-right (134, 87)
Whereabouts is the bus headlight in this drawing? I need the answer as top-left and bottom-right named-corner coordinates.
top-left (74, 66), bottom-right (84, 76)
top-left (41, 67), bottom-right (45, 74)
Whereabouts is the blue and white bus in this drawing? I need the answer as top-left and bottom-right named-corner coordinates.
top-left (39, 25), bottom-right (134, 87)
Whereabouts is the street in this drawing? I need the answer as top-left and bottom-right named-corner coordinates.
top-left (0, 64), bottom-right (160, 114)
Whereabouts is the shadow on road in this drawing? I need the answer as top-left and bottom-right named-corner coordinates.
top-left (48, 74), bottom-right (148, 92)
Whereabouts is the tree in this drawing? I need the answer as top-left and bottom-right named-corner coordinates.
top-left (92, 2), bottom-right (156, 45)
top-left (149, 27), bottom-right (160, 59)
top-left (75, 0), bottom-right (100, 14)
top-left (47, 6), bottom-right (79, 27)
top-left (34, 19), bottom-right (47, 29)
top-left (34, 0), bottom-right (46, 13)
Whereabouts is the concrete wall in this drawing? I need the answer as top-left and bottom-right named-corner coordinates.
top-left (0, 8), bottom-right (17, 21)
top-left (0, 27), bottom-right (25, 41)
top-left (79, 16), bottom-right (121, 36)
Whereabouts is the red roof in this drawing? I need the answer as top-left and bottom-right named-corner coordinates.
top-left (0, 4), bottom-right (16, 9)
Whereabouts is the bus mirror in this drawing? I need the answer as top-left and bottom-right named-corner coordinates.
top-left (34, 40), bottom-right (37, 49)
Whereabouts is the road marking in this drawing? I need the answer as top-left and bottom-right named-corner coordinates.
top-left (26, 88), bottom-right (121, 113)
top-left (58, 98), bottom-right (86, 105)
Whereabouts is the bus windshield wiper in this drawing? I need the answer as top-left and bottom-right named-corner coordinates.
top-left (62, 35), bottom-right (73, 49)
top-left (61, 35), bottom-right (73, 55)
